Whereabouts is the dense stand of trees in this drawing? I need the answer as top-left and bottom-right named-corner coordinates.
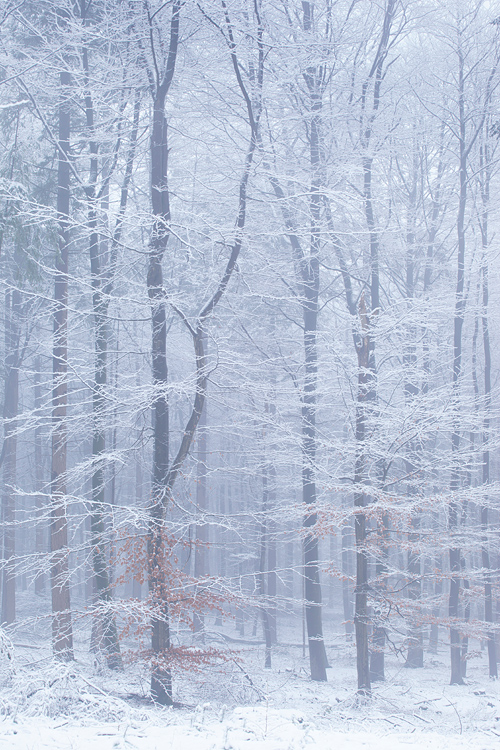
top-left (1, 0), bottom-right (500, 705)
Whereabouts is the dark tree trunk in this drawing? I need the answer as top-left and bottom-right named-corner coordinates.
top-left (301, 184), bottom-right (328, 681)
top-left (300, 3), bottom-right (328, 680)
top-left (144, 0), bottom-right (262, 702)
top-left (50, 66), bottom-right (74, 661)
top-left (353, 4), bottom-right (397, 689)
top-left (145, 2), bottom-right (179, 705)
top-left (147, 86), bottom-right (173, 703)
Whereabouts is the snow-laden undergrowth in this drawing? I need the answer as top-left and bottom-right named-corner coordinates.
top-left (1, 611), bottom-right (500, 749)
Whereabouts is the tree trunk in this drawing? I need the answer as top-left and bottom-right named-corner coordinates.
top-left (147, 87), bottom-right (172, 703)
top-left (405, 514), bottom-right (424, 669)
top-left (146, 2), bottom-right (180, 702)
top-left (266, 398), bottom-right (278, 645)
top-left (1, 289), bottom-right (20, 625)
top-left (34, 358), bottom-right (46, 596)
top-left (354, 306), bottom-right (371, 695)
top-left (341, 502), bottom-right (354, 642)
top-left (371, 512), bottom-right (389, 680)
top-left (449, 48), bottom-right (467, 686)
top-left (460, 554), bottom-right (469, 679)
top-left (478, 133), bottom-right (497, 677)
top-left (193, 335), bottom-right (208, 638)
top-left (301, 5), bottom-right (327, 680)
top-left (50, 66), bottom-right (74, 660)
top-left (81, 16), bottom-right (125, 667)
top-left (403, 162), bottom-right (423, 670)
top-left (258, 461), bottom-right (272, 669)
top-left (133, 395), bottom-right (143, 602)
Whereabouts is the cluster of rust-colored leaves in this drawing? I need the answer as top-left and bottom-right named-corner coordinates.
top-left (111, 527), bottom-right (235, 673)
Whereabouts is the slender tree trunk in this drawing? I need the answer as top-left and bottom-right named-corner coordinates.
top-left (405, 514), bottom-right (423, 668)
top-left (133, 401), bottom-right (143, 601)
top-left (449, 48), bottom-right (467, 686)
top-left (353, 15), bottom-right (391, 686)
top-left (429, 509), bottom-right (442, 654)
top-left (214, 483), bottom-right (226, 627)
top-left (403, 155), bottom-right (423, 670)
top-left (363, 151), bottom-right (386, 684)
top-left (371, 511), bottom-right (389, 681)
top-left (1, 289), bottom-right (20, 625)
top-left (267, 458), bottom-right (278, 645)
top-left (354, 301), bottom-right (371, 694)
top-left (341, 499), bottom-right (354, 642)
top-left (51, 66), bottom-right (74, 660)
top-left (147, 85), bottom-right (173, 704)
top-left (89, 303), bottom-right (122, 668)
top-left (34, 358), bottom-right (46, 596)
top-left (478, 135), bottom-right (497, 676)
top-left (300, 4), bottom-right (327, 680)
top-left (144, 0), bottom-right (262, 701)
top-left (301, 172), bottom-right (327, 680)
top-left (460, 551), bottom-right (470, 679)
top-left (258, 460), bottom-right (272, 669)
top-left (146, 3), bottom-right (180, 703)
top-left (193, 335), bottom-right (208, 638)
top-left (422, 137), bottom-right (444, 659)
top-left (81, 15), bottom-right (129, 666)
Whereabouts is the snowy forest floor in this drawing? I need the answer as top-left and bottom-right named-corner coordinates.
top-left (0, 593), bottom-right (499, 749)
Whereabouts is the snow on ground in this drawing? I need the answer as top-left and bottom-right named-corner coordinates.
top-left (1, 597), bottom-right (500, 749)
top-left (1, 716), bottom-right (499, 750)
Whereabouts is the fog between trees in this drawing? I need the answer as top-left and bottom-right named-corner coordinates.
top-left (1, 0), bottom-right (500, 707)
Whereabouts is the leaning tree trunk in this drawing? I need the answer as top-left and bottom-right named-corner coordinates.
top-left (144, 0), bottom-right (262, 704)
